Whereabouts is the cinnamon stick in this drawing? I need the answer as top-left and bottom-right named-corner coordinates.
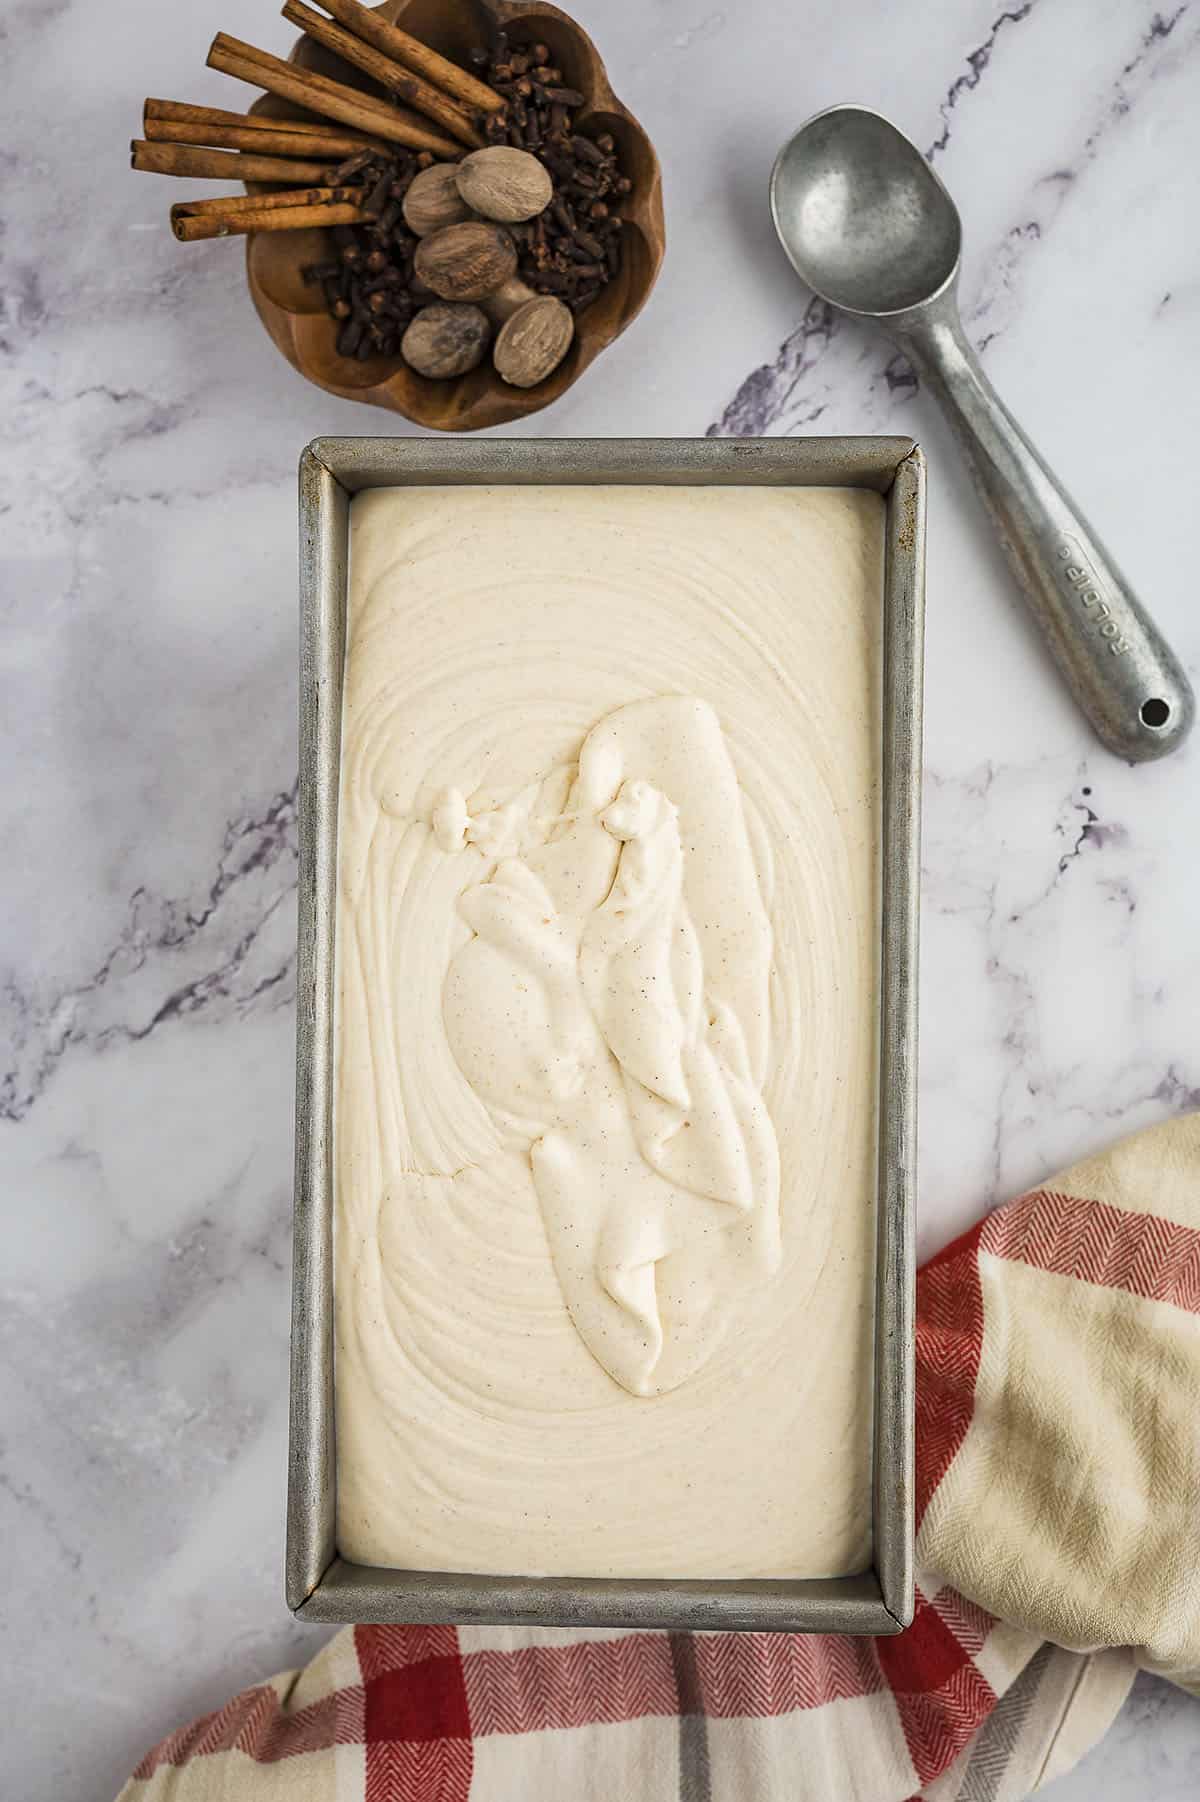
top-left (280, 0), bottom-right (483, 147)
top-left (143, 117), bottom-right (384, 158)
top-left (172, 197), bottom-right (368, 240)
top-left (131, 140), bottom-right (334, 183)
top-left (169, 184), bottom-right (355, 216)
top-left (206, 33), bottom-right (462, 156)
top-left (146, 98), bottom-right (324, 131)
top-left (306, 0), bottom-right (503, 114)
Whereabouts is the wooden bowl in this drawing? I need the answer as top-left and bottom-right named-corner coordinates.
top-left (245, 0), bottom-right (664, 430)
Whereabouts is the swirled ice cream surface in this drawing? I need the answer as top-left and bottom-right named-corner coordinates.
top-left (335, 484), bottom-right (882, 1579)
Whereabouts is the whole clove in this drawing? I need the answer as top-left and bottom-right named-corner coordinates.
top-left (469, 33), bottom-right (627, 314)
top-left (302, 151), bottom-right (426, 362)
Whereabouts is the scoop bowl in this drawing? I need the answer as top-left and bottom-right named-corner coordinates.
top-left (770, 105), bottom-right (961, 318)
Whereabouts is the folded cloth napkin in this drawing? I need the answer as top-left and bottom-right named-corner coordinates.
top-left (119, 1115), bottom-right (1200, 1802)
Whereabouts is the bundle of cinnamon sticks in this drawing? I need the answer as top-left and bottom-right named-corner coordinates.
top-left (131, 0), bottom-right (504, 239)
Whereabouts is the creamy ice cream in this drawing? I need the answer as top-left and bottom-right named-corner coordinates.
top-left (335, 483), bottom-right (882, 1579)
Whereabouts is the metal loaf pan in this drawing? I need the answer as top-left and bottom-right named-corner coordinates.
top-left (290, 436), bottom-right (925, 1634)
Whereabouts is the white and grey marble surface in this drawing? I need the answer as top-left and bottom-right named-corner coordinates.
top-left (2, 0), bottom-right (1198, 1796)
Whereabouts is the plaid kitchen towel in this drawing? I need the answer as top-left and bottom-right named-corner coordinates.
top-left (119, 1114), bottom-right (1200, 1801)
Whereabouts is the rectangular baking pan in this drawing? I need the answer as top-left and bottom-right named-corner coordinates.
top-left (290, 435), bottom-right (924, 1633)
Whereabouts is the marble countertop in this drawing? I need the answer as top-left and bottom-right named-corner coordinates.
top-left (3, 0), bottom-right (1198, 1796)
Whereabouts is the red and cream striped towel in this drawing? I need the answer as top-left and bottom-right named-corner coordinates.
top-left (119, 1115), bottom-right (1200, 1801)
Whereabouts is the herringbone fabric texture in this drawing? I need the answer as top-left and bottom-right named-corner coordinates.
top-left (118, 1115), bottom-right (1200, 1801)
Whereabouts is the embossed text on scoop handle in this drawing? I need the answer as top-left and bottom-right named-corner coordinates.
top-left (896, 295), bottom-right (1194, 763)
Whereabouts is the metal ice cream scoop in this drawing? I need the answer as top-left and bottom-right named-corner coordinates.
top-left (770, 104), bottom-right (1193, 762)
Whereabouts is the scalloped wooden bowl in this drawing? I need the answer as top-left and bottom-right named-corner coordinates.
top-left (244, 0), bottom-right (663, 430)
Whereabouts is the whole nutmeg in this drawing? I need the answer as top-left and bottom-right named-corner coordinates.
top-left (482, 276), bottom-right (539, 325)
top-left (455, 146), bottom-right (554, 224)
top-left (402, 162), bottom-right (473, 237)
top-left (492, 295), bottom-right (574, 388)
top-left (414, 220), bottom-right (518, 302)
top-left (401, 303), bottom-right (491, 378)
